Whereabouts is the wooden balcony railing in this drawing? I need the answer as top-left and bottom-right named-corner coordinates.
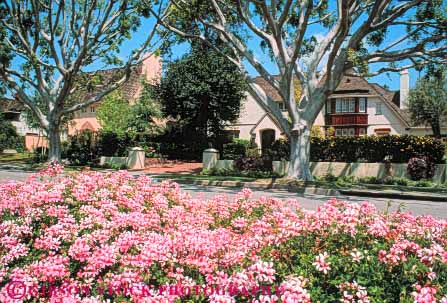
top-left (325, 114), bottom-right (368, 126)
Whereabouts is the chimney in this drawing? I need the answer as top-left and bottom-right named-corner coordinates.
top-left (399, 69), bottom-right (409, 109)
top-left (141, 53), bottom-right (162, 84)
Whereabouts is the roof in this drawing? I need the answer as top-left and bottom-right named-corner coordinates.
top-left (369, 83), bottom-right (411, 126)
top-left (79, 64), bottom-right (145, 103)
top-left (252, 76), bottom-right (283, 101)
top-left (0, 98), bottom-right (25, 113)
top-left (250, 72), bottom-right (411, 127)
top-left (333, 74), bottom-right (373, 94)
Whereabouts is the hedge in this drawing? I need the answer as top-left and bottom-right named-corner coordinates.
top-left (268, 135), bottom-right (445, 163)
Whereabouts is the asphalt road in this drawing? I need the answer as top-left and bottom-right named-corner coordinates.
top-left (1, 169), bottom-right (446, 218)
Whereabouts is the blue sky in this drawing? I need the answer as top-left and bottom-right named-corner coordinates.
top-left (117, 16), bottom-right (421, 92)
top-left (9, 7), bottom-right (422, 95)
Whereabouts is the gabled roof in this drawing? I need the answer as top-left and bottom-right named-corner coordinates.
top-left (333, 74), bottom-right (373, 94)
top-left (0, 98), bottom-right (25, 113)
top-left (79, 64), bottom-right (145, 103)
top-left (250, 72), bottom-right (411, 127)
top-left (368, 83), bottom-right (411, 127)
top-left (252, 76), bottom-right (283, 101)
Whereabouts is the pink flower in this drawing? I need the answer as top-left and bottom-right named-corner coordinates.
top-left (313, 252), bottom-right (331, 274)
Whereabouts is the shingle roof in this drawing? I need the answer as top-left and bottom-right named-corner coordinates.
top-left (333, 74), bottom-right (373, 93)
top-left (369, 83), bottom-right (411, 126)
top-left (79, 64), bottom-right (145, 103)
top-left (250, 72), bottom-right (411, 127)
top-left (0, 98), bottom-right (25, 113)
top-left (252, 76), bottom-right (283, 101)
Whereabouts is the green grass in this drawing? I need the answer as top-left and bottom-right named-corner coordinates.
top-left (0, 152), bottom-right (34, 163)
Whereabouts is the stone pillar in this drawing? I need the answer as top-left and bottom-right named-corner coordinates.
top-left (202, 148), bottom-right (219, 170)
top-left (127, 147), bottom-right (145, 170)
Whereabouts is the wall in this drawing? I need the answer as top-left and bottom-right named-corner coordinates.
top-left (206, 159), bottom-right (447, 183)
top-left (226, 93), bottom-right (283, 147)
top-left (25, 134), bottom-right (48, 151)
top-left (366, 97), bottom-right (406, 135)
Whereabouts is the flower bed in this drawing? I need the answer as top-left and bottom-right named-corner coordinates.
top-left (0, 165), bottom-right (446, 302)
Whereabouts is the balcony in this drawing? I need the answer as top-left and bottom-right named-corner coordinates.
top-left (325, 113), bottom-right (368, 126)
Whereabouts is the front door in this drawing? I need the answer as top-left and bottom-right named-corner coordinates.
top-left (260, 129), bottom-right (275, 154)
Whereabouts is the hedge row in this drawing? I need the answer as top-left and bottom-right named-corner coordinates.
top-left (268, 135), bottom-right (446, 164)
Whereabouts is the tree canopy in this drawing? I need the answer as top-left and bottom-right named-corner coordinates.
top-left (0, 0), bottom-right (164, 161)
top-left (409, 71), bottom-right (447, 139)
top-left (96, 82), bottom-right (162, 137)
top-left (147, 0), bottom-right (447, 180)
top-left (155, 44), bottom-right (247, 145)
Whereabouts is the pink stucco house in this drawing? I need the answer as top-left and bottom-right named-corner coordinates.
top-left (68, 55), bottom-right (162, 135)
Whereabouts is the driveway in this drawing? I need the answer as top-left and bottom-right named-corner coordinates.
top-left (0, 169), bottom-right (446, 218)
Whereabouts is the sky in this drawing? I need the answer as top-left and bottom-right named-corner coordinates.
top-left (7, 3), bottom-right (425, 97)
top-left (114, 12), bottom-right (422, 92)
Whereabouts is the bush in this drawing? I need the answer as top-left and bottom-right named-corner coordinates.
top-left (269, 135), bottom-right (445, 163)
top-left (407, 156), bottom-right (436, 181)
top-left (311, 135), bottom-right (445, 163)
top-left (234, 156), bottom-right (271, 172)
top-left (382, 176), bottom-right (410, 186)
top-left (66, 130), bottom-right (99, 166)
top-left (267, 138), bottom-right (290, 161)
top-left (33, 146), bottom-right (48, 163)
top-left (0, 168), bottom-right (446, 302)
top-left (97, 130), bottom-right (134, 157)
top-left (0, 115), bottom-right (25, 153)
top-left (222, 139), bottom-right (258, 160)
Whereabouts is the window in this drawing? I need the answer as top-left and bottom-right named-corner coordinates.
top-left (224, 130), bottom-right (240, 142)
top-left (348, 128), bottom-right (355, 136)
top-left (90, 107), bottom-right (95, 113)
top-left (326, 100), bottom-right (332, 114)
top-left (335, 98), bottom-right (356, 113)
top-left (376, 102), bottom-right (382, 115)
top-left (359, 128), bottom-right (366, 136)
top-left (359, 98), bottom-right (366, 113)
top-left (336, 128), bottom-right (355, 137)
top-left (81, 108), bottom-right (87, 113)
top-left (336, 100), bottom-right (342, 113)
top-left (275, 101), bottom-right (286, 111)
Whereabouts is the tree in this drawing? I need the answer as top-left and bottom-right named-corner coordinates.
top-left (128, 81), bottom-right (162, 135)
top-left (408, 74), bottom-right (447, 139)
top-left (155, 44), bottom-right (247, 146)
top-left (97, 83), bottom-right (162, 136)
top-left (148, 0), bottom-right (447, 180)
top-left (0, 1), bottom-right (166, 161)
top-left (96, 91), bottom-right (133, 136)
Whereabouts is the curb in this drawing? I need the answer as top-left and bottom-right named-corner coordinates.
top-left (158, 178), bottom-right (340, 196)
top-left (155, 177), bottom-right (447, 202)
top-left (339, 189), bottom-right (447, 202)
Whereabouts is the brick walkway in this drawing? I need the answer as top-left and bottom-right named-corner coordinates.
top-left (143, 161), bottom-right (203, 174)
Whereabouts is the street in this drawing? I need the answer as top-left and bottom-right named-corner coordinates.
top-left (1, 169), bottom-right (446, 218)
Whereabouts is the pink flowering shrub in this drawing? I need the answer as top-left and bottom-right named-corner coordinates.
top-left (0, 168), bottom-right (446, 302)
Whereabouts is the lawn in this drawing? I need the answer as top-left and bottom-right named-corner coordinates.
top-left (0, 152), bottom-right (34, 163)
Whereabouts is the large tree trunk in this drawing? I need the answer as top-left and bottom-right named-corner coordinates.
top-left (431, 121), bottom-right (442, 139)
top-left (47, 126), bottom-right (61, 163)
top-left (287, 128), bottom-right (313, 180)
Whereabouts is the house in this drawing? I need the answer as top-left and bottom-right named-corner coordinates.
top-left (0, 98), bottom-right (47, 151)
top-left (68, 55), bottom-right (162, 135)
top-left (226, 70), bottom-right (444, 151)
